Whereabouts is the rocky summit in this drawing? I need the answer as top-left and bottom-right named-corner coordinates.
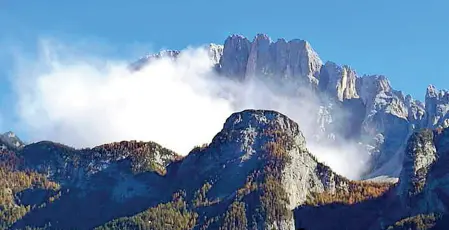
top-left (2, 34), bottom-right (449, 230)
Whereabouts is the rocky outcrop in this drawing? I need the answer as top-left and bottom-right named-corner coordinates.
top-left (424, 85), bottom-right (449, 129)
top-left (319, 62), bottom-right (359, 101)
top-left (418, 128), bottom-right (449, 213)
top-left (405, 94), bottom-right (426, 126)
top-left (0, 131), bottom-right (25, 150)
top-left (398, 129), bottom-right (437, 197)
top-left (394, 128), bottom-right (449, 219)
top-left (353, 75), bottom-right (412, 177)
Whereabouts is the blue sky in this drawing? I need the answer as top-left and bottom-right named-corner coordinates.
top-left (0, 0), bottom-right (448, 134)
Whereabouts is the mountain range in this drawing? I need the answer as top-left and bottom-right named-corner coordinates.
top-left (134, 34), bottom-right (449, 179)
top-left (1, 34), bottom-right (449, 229)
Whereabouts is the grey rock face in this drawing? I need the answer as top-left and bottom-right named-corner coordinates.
top-left (0, 131), bottom-right (25, 150)
top-left (357, 75), bottom-right (409, 126)
top-left (319, 62), bottom-right (359, 101)
top-left (419, 129), bottom-right (449, 213)
top-left (393, 128), bottom-right (449, 220)
top-left (219, 34), bottom-right (322, 86)
top-left (398, 129), bottom-right (437, 197)
top-left (357, 84), bottom-right (446, 177)
top-left (218, 34), bottom-right (252, 80)
top-left (348, 75), bottom-right (417, 177)
top-left (424, 85), bottom-right (449, 129)
top-left (405, 94), bottom-right (426, 126)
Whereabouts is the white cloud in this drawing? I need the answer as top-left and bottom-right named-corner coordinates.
top-left (9, 38), bottom-right (371, 179)
top-left (12, 40), bottom-right (233, 155)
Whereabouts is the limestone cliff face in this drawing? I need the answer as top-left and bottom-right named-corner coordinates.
top-left (319, 62), bottom-right (359, 101)
top-left (219, 34), bottom-right (322, 86)
top-left (356, 76), bottom-right (411, 176)
top-left (218, 35), bottom-right (252, 80)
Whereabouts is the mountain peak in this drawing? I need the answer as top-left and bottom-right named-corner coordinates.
top-left (173, 109), bottom-right (394, 229)
top-left (224, 34), bottom-right (251, 46)
top-left (180, 110), bottom-right (347, 207)
top-left (426, 84), bottom-right (438, 98)
top-left (0, 131), bottom-right (25, 150)
top-left (3, 131), bottom-right (16, 138)
top-left (227, 34), bottom-right (247, 39)
top-left (253, 33), bottom-right (272, 42)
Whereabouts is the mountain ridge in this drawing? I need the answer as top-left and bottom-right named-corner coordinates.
top-left (133, 33), bottom-right (438, 103)
top-left (1, 108), bottom-right (448, 229)
top-left (132, 33), bottom-right (449, 179)
top-left (2, 34), bottom-right (449, 229)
